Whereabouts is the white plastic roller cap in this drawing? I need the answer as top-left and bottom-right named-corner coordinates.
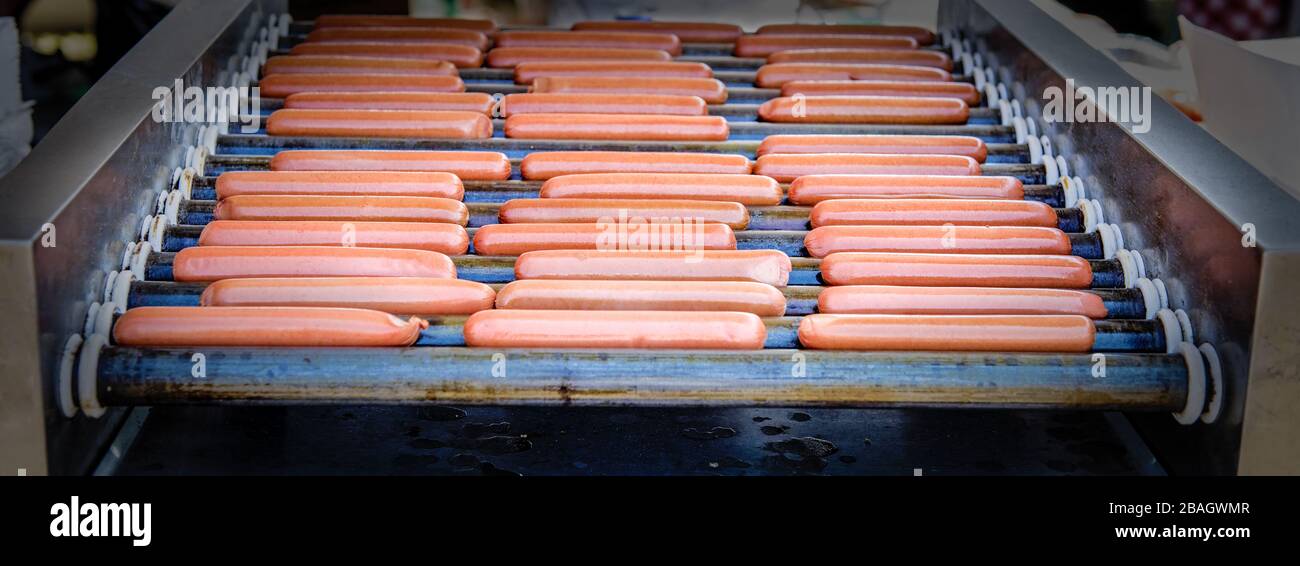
top-left (83, 301), bottom-right (101, 336)
top-left (1061, 177), bottom-right (1078, 208)
top-left (984, 68), bottom-right (995, 85)
top-left (58, 334), bottom-right (84, 418)
top-left (1025, 116), bottom-right (1038, 138)
top-left (1043, 154), bottom-right (1060, 186)
top-left (1026, 135), bottom-right (1043, 164)
top-left (1198, 343), bottom-right (1224, 424)
top-left (1012, 116), bottom-right (1027, 144)
top-left (1054, 155), bottom-right (1069, 178)
top-left (279, 13), bottom-right (292, 37)
top-left (93, 303), bottom-right (114, 342)
top-left (103, 270), bottom-right (119, 302)
top-left (78, 334), bottom-right (108, 418)
top-left (1174, 341), bottom-right (1207, 425)
top-left (962, 53), bottom-right (974, 76)
top-left (974, 67), bottom-right (986, 91)
top-left (1153, 278), bottom-right (1169, 308)
top-left (998, 100), bottom-right (1012, 125)
top-left (1011, 98), bottom-right (1022, 118)
top-left (1128, 249), bottom-right (1147, 278)
top-left (1175, 309), bottom-right (1194, 343)
top-left (1116, 250), bottom-right (1138, 287)
top-left (972, 52), bottom-right (983, 68)
top-left (111, 271), bottom-right (134, 314)
top-left (147, 215), bottom-right (168, 252)
top-left (1107, 223), bottom-right (1125, 249)
top-left (984, 84), bottom-right (998, 107)
top-left (1096, 224), bottom-right (1119, 261)
top-left (165, 189), bottom-right (183, 225)
top-left (1071, 176), bottom-right (1087, 199)
top-left (1078, 198), bottom-right (1099, 233)
top-left (130, 241), bottom-right (152, 282)
top-left (1039, 135), bottom-right (1053, 158)
top-left (1088, 199), bottom-right (1105, 230)
top-left (997, 83), bottom-right (1009, 103)
top-left (1135, 278), bottom-right (1160, 319)
top-left (1156, 309), bottom-right (1182, 354)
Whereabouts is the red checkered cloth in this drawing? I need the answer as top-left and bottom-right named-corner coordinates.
top-left (1179, 0), bottom-right (1289, 40)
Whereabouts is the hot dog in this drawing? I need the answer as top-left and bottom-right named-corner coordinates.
top-left (817, 285), bottom-right (1108, 318)
top-left (268, 150), bottom-right (510, 180)
top-left (514, 249), bottom-right (792, 286)
top-left (530, 76), bottom-right (728, 104)
top-left (768, 48), bottom-right (952, 70)
top-left (284, 92), bottom-right (495, 114)
top-left (754, 63), bottom-right (951, 88)
top-left (289, 42), bottom-right (484, 68)
top-left (501, 93), bottom-right (707, 116)
top-left (757, 134), bottom-right (987, 161)
top-left (487, 47), bottom-right (671, 68)
top-left (809, 199), bottom-right (1056, 228)
top-left (572, 20), bottom-right (744, 43)
top-left (495, 30), bottom-right (682, 56)
top-left (804, 225), bottom-right (1072, 257)
top-left (818, 252), bottom-right (1093, 288)
top-left (198, 220), bottom-right (470, 254)
top-left (313, 15), bottom-right (497, 34)
top-left (495, 279), bottom-right (786, 315)
top-left (463, 309), bottom-right (766, 349)
top-left (513, 61), bottom-right (712, 84)
top-left (473, 222), bottom-right (737, 255)
top-left (266, 109), bottom-right (492, 139)
top-left (787, 175), bottom-right (1022, 204)
top-left (201, 277), bottom-right (496, 315)
top-left (172, 246), bottom-right (457, 281)
top-left (754, 154), bottom-right (980, 182)
top-left (797, 314), bottom-right (1095, 352)
top-left (262, 55), bottom-right (458, 76)
top-left (758, 96), bottom-right (968, 124)
top-left (215, 171), bottom-right (465, 200)
top-left (112, 306), bottom-right (427, 347)
top-left (498, 198), bottom-right (749, 229)
top-left (756, 24), bottom-right (936, 44)
top-left (520, 152), bottom-right (752, 179)
top-left (780, 80), bottom-right (980, 105)
top-left (539, 173), bottom-right (781, 205)
top-left (503, 114), bottom-right (729, 141)
top-left (736, 34), bottom-right (919, 58)
top-left (304, 27), bottom-right (490, 50)
top-left (259, 74), bottom-right (466, 98)
top-left (214, 195), bottom-right (469, 225)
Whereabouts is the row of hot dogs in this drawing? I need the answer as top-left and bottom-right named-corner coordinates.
top-left (108, 16), bottom-right (1146, 355)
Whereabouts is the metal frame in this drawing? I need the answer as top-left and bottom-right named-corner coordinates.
top-left (0, 0), bottom-right (284, 476)
top-left (941, 0), bottom-right (1300, 474)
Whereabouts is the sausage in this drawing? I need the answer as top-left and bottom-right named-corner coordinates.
top-left (787, 175), bottom-right (1022, 204)
top-left (495, 279), bottom-right (786, 315)
top-left (572, 21), bottom-right (744, 43)
top-left (285, 92), bottom-right (494, 114)
top-left (473, 222), bottom-right (737, 255)
top-left (540, 173), bottom-right (781, 206)
top-left (520, 151), bottom-right (752, 179)
top-left (259, 74), bottom-right (466, 98)
top-left (266, 109), bottom-right (492, 139)
top-left (797, 314), bottom-right (1095, 352)
top-left (214, 195), bottom-right (469, 225)
top-left (269, 150), bottom-right (509, 180)
top-left (757, 134), bottom-right (986, 161)
top-left (817, 285), bottom-right (1108, 318)
top-left (262, 55), bottom-right (458, 76)
top-left (514, 249), bottom-right (792, 286)
top-left (495, 30), bottom-right (682, 56)
top-left (758, 96), bottom-right (968, 124)
top-left (172, 246), bottom-right (457, 282)
top-left (504, 114), bottom-right (728, 141)
top-left (201, 277), bottom-right (496, 315)
top-left (289, 42), bottom-right (484, 68)
top-left (756, 23), bottom-right (936, 44)
top-left (487, 47), bottom-right (671, 68)
top-left (809, 199), bottom-right (1057, 228)
top-left (216, 171), bottom-right (465, 200)
top-left (314, 15), bottom-right (497, 34)
top-left (804, 225), bottom-right (1073, 257)
top-left (754, 63), bottom-right (951, 88)
top-left (531, 76), bottom-right (728, 104)
top-left (304, 27), bottom-right (490, 50)
top-left (514, 61), bottom-right (712, 84)
top-left (768, 48), bottom-right (952, 70)
top-left (498, 198), bottom-right (749, 229)
top-left (818, 252), bottom-right (1094, 288)
top-left (464, 309), bottom-right (766, 349)
top-left (112, 306), bottom-right (427, 348)
top-left (754, 154), bottom-right (980, 182)
top-left (780, 80), bottom-right (981, 105)
top-left (736, 34), bottom-right (919, 58)
top-left (501, 93), bottom-right (707, 116)
top-left (198, 220), bottom-right (470, 254)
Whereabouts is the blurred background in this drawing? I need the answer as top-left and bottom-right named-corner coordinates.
top-left (0, 0), bottom-right (1296, 177)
